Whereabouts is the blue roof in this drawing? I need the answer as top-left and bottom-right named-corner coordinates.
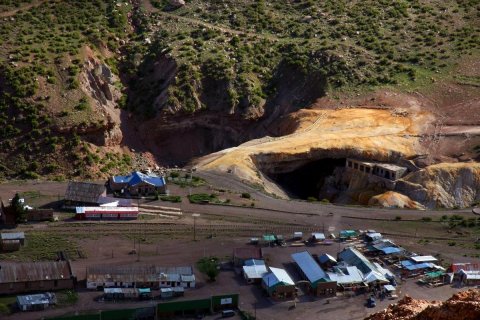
top-left (244, 259), bottom-right (265, 266)
top-left (381, 247), bottom-right (403, 255)
top-left (291, 251), bottom-right (328, 285)
top-left (401, 260), bottom-right (433, 271)
top-left (113, 172), bottom-right (166, 187)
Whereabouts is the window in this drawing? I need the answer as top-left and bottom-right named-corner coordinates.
top-left (54, 280), bottom-right (58, 287)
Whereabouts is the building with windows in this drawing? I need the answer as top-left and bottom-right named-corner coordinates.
top-left (109, 171), bottom-right (167, 196)
top-left (86, 264), bottom-right (195, 290)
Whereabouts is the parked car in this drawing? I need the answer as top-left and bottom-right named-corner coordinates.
top-left (221, 309), bottom-right (235, 318)
top-left (367, 296), bottom-right (376, 308)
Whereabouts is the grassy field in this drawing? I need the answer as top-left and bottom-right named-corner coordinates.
top-left (0, 232), bottom-right (85, 262)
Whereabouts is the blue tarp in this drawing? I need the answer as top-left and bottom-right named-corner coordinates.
top-left (381, 247), bottom-right (402, 255)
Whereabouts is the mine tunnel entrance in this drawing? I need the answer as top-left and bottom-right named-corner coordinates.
top-left (268, 158), bottom-right (346, 200)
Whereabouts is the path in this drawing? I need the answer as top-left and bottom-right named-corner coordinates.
top-left (0, 0), bottom-right (47, 18)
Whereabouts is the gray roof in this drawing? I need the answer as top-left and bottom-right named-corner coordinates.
top-left (0, 261), bottom-right (72, 283)
top-left (87, 264), bottom-right (193, 283)
top-left (17, 292), bottom-right (56, 306)
top-left (1, 232), bottom-right (25, 240)
top-left (262, 267), bottom-right (295, 288)
top-left (243, 264), bottom-right (268, 279)
top-left (64, 181), bottom-right (106, 204)
top-left (338, 247), bottom-right (378, 275)
top-left (327, 266), bottom-right (364, 284)
top-left (291, 251), bottom-right (328, 284)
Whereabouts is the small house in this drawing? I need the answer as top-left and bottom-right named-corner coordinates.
top-left (1, 232), bottom-right (25, 252)
top-left (233, 247), bottom-right (262, 267)
top-left (293, 232), bottom-right (303, 240)
top-left (262, 267), bottom-right (296, 300)
top-left (17, 292), bottom-right (56, 311)
top-left (311, 232), bottom-right (326, 243)
top-left (459, 270), bottom-right (480, 286)
top-left (242, 260), bottom-right (268, 284)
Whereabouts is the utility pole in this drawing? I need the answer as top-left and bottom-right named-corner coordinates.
top-left (192, 213), bottom-right (200, 241)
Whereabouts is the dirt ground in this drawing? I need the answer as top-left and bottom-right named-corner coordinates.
top-left (0, 178), bottom-right (479, 319)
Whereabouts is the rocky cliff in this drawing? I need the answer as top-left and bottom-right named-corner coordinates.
top-left (396, 163), bottom-right (480, 209)
top-left (365, 289), bottom-right (480, 320)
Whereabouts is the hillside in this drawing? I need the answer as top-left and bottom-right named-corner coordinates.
top-left (0, 0), bottom-right (479, 184)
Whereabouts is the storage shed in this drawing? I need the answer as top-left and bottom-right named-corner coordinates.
top-left (262, 267), bottom-right (296, 300)
top-left (17, 292), bottom-right (56, 311)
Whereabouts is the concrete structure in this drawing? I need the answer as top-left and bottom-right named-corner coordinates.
top-left (0, 261), bottom-right (75, 295)
top-left (64, 181), bottom-right (106, 207)
top-left (242, 260), bottom-right (268, 284)
top-left (291, 251), bottom-right (337, 297)
top-left (75, 206), bottom-right (139, 220)
top-left (86, 265), bottom-right (195, 290)
top-left (346, 158), bottom-right (407, 181)
top-left (233, 247), bottom-right (262, 267)
top-left (109, 172), bottom-right (167, 196)
top-left (262, 267), bottom-right (296, 299)
top-left (16, 292), bottom-right (56, 311)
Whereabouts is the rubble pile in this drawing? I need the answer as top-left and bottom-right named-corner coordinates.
top-left (366, 289), bottom-right (480, 320)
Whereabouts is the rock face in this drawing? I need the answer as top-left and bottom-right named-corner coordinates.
top-left (80, 48), bottom-right (123, 147)
top-left (368, 191), bottom-right (425, 210)
top-left (396, 163), bottom-right (480, 209)
top-left (196, 107), bottom-right (430, 198)
top-left (365, 289), bottom-right (480, 320)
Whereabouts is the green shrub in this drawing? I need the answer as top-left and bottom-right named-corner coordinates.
top-left (241, 192), bottom-right (251, 199)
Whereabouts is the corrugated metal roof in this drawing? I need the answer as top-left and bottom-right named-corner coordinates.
top-left (17, 292), bottom-right (56, 306)
top-left (338, 247), bottom-right (377, 275)
top-left (1, 232), bottom-right (25, 240)
top-left (0, 261), bottom-right (72, 283)
top-left (291, 251), bottom-right (328, 284)
top-left (112, 172), bottom-right (165, 187)
top-left (312, 233), bottom-right (325, 240)
top-left (262, 267), bottom-right (294, 288)
top-left (65, 181), bottom-right (106, 204)
top-left (87, 264), bottom-right (193, 283)
top-left (243, 264), bottom-right (268, 279)
top-left (411, 255), bottom-right (437, 263)
top-left (327, 266), bottom-right (364, 284)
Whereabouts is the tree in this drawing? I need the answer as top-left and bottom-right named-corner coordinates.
top-left (10, 193), bottom-right (27, 223)
top-left (197, 257), bottom-right (220, 282)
